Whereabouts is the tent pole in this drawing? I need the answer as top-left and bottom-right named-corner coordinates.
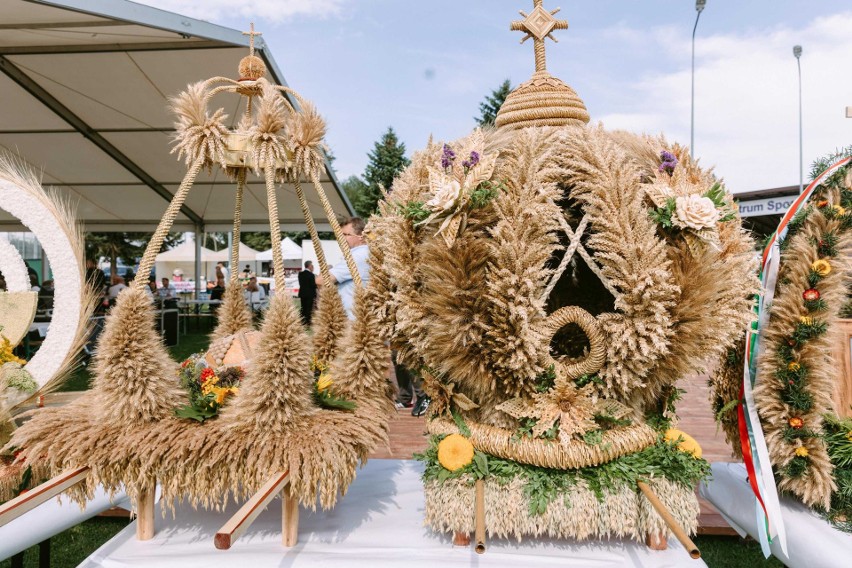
top-left (194, 224), bottom-right (203, 297)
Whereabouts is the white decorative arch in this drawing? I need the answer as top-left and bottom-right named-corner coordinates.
top-left (0, 173), bottom-right (84, 387)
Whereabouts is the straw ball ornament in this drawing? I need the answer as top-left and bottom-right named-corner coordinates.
top-left (438, 433), bottom-right (475, 471)
top-left (239, 55), bottom-right (266, 81)
top-left (495, 72), bottom-right (590, 130)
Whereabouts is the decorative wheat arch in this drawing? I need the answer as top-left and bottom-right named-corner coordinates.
top-left (0, 174), bottom-right (84, 387)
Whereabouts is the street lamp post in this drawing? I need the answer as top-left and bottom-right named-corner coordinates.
top-left (691, 0), bottom-right (706, 156)
top-left (794, 45), bottom-right (803, 194)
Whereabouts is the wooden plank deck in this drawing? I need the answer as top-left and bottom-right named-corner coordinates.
top-left (370, 372), bottom-right (737, 535)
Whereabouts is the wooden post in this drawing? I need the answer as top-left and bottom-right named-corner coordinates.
top-left (0, 467), bottom-right (89, 527)
top-left (474, 479), bottom-right (486, 554)
top-left (646, 531), bottom-right (668, 550)
top-left (638, 481), bottom-right (700, 559)
top-left (214, 471), bottom-right (290, 550)
top-left (135, 482), bottom-right (156, 541)
top-left (282, 483), bottom-right (299, 547)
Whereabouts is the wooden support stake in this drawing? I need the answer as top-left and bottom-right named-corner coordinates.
top-left (637, 481), bottom-right (701, 559)
top-left (646, 531), bottom-right (668, 550)
top-left (452, 531), bottom-right (470, 546)
top-left (474, 479), bottom-right (486, 554)
top-left (0, 466), bottom-right (89, 528)
top-left (135, 482), bottom-right (156, 541)
top-left (282, 483), bottom-right (299, 547)
top-left (214, 471), bottom-right (290, 550)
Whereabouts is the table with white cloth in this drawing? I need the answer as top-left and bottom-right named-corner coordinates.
top-left (80, 459), bottom-right (704, 568)
top-left (699, 461), bottom-right (852, 568)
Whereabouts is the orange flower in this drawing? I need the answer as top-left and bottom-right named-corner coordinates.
top-left (816, 200), bottom-right (829, 208)
top-left (795, 446), bottom-right (809, 457)
top-left (811, 259), bottom-right (831, 276)
top-left (788, 416), bottom-right (804, 429)
top-left (802, 288), bottom-right (820, 302)
top-left (787, 362), bottom-right (801, 372)
top-left (437, 434), bottom-right (475, 471)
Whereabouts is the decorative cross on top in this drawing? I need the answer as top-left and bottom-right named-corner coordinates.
top-left (510, 0), bottom-right (568, 73)
top-left (242, 23), bottom-right (262, 57)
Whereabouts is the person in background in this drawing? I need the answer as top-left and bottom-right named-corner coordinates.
top-left (244, 276), bottom-right (266, 312)
top-left (297, 260), bottom-right (317, 326)
top-left (0, 270), bottom-right (6, 291)
top-left (108, 275), bottom-right (127, 303)
top-left (37, 279), bottom-right (55, 312)
top-left (315, 217), bottom-right (370, 319)
top-left (216, 261), bottom-right (229, 283)
top-left (28, 271), bottom-right (40, 292)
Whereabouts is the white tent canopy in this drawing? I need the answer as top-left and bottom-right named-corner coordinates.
top-left (301, 239), bottom-right (344, 272)
top-left (0, 0), bottom-right (354, 233)
top-left (209, 242), bottom-right (260, 262)
top-left (256, 237), bottom-right (302, 261)
top-left (155, 241), bottom-right (216, 262)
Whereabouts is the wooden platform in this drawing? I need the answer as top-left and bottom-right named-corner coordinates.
top-left (369, 372), bottom-right (737, 535)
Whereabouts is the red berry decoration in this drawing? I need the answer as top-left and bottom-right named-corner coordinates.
top-left (803, 288), bottom-right (820, 302)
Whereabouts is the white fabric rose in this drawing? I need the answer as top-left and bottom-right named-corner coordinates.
top-left (672, 194), bottom-right (718, 230)
top-left (425, 179), bottom-right (461, 212)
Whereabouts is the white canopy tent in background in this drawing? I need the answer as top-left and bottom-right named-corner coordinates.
top-left (0, 0), bottom-right (354, 290)
top-left (153, 240), bottom-right (216, 283)
top-left (256, 237), bottom-right (302, 270)
top-left (301, 239), bottom-right (343, 273)
top-left (209, 242), bottom-right (262, 277)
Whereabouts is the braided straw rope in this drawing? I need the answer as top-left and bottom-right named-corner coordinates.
top-left (263, 162), bottom-right (285, 292)
top-left (134, 155), bottom-right (205, 289)
top-left (429, 417), bottom-right (656, 470)
top-left (495, 72), bottom-right (589, 130)
top-left (229, 168), bottom-right (246, 284)
top-left (292, 178), bottom-right (331, 284)
top-left (308, 169), bottom-right (362, 289)
top-left (537, 306), bottom-right (606, 380)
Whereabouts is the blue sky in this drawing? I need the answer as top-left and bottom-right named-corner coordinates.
top-left (138, 0), bottom-right (852, 193)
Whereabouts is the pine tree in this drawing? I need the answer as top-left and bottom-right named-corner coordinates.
top-left (360, 127), bottom-right (410, 218)
top-left (475, 79), bottom-right (512, 127)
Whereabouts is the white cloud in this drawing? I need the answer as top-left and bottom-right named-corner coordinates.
top-left (134, 0), bottom-right (347, 24)
top-left (597, 12), bottom-right (852, 193)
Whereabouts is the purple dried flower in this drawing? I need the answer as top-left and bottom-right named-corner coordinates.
top-left (462, 151), bottom-right (480, 170)
top-left (658, 150), bottom-right (678, 174)
top-left (441, 144), bottom-right (456, 169)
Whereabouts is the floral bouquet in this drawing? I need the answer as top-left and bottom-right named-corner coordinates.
top-left (310, 356), bottom-right (355, 411)
top-left (174, 353), bottom-right (243, 422)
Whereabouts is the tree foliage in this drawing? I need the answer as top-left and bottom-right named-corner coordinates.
top-left (86, 232), bottom-right (182, 280)
top-left (356, 127), bottom-right (410, 218)
top-left (475, 79), bottom-right (512, 127)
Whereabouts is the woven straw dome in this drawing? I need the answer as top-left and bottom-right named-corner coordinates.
top-left (495, 71), bottom-right (589, 129)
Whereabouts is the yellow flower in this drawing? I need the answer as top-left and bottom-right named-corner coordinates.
top-left (834, 205), bottom-right (847, 216)
top-left (437, 433), bottom-right (475, 471)
top-left (316, 373), bottom-right (332, 392)
top-left (795, 446), bottom-right (809, 457)
top-left (212, 386), bottom-right (230, 405)
top-left (799, 316), bottom-right (815, 326)
top-left (811, 259), bottom-right (831, 276)
top-left (846, 431), bottom-right (852, 442)
top-left (664, 429), bottom-right (703, 459)
top-left (787, 362), bottom-right (801, 372)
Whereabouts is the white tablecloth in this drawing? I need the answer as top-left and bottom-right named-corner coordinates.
top-left (81, 459), bottom-right (704, 567)
top-left (0, 488), bottom-right (129, 559)
top-left (699, 462), bottom-right (852, 568)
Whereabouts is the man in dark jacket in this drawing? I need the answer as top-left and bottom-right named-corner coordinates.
top-left (297, 260), bottom-right (317, 326)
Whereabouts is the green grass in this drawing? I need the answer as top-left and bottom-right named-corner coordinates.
top-left (696, 535), bottom-right (786, 567)
top-left (0, 518), bottom-right (787, 567)
top-left (0, 517), bottom-right (129, 568)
